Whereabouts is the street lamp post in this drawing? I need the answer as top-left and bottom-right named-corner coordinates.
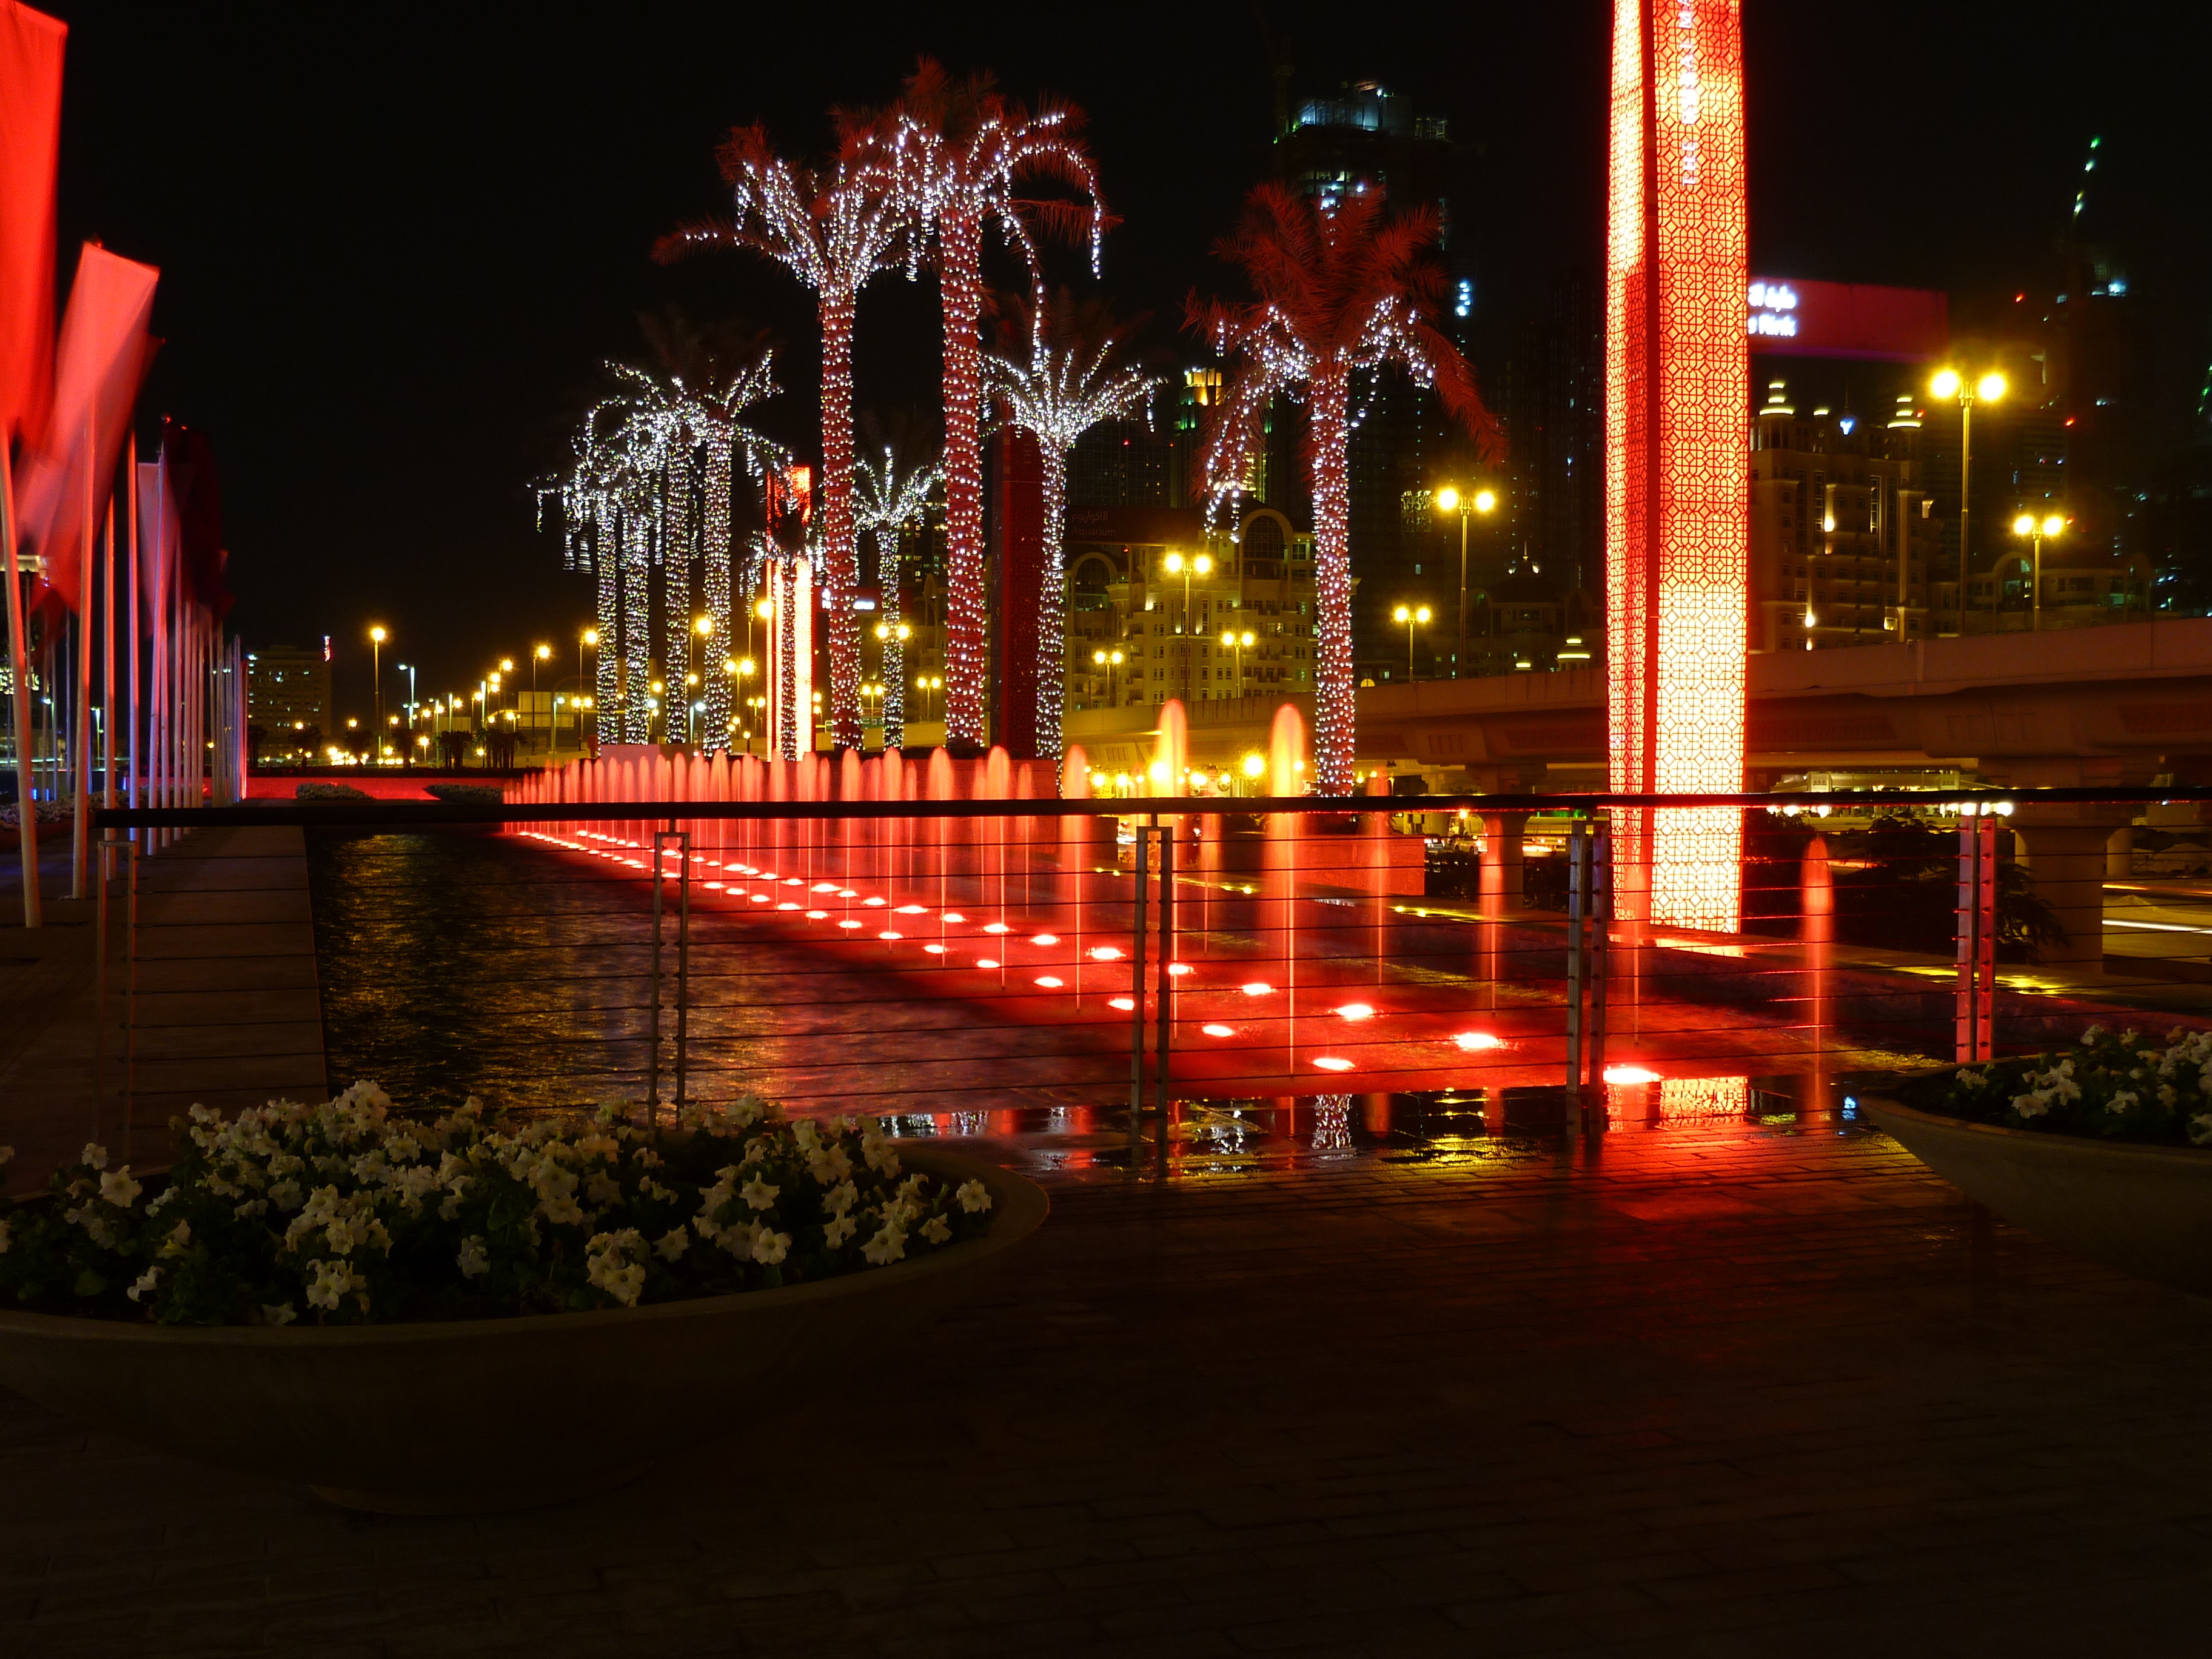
top-left (367, 626), bottom-right (387, 760)
top-left (1931, 367), bottom-right (2006, 633)
top-left (1434, 487), bottom-right (1496, 677)
top-left (2011, 512), bottom-right (2066, 631)
top-left (1393, 604), bottom-right (1432, 682)
top-left (1219, 628), bottom-right (1255, 697)
top-left (532, 645), bottom-right (551, 754)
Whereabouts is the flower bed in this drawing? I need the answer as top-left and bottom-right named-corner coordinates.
top-left (1908, 1026), bottom-right (2212, 1149)
top-left (0, 1084), bottom-right (994, 1327)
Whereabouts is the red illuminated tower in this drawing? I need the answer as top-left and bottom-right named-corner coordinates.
top-left (1605, 0), bottom-right (1749, 930)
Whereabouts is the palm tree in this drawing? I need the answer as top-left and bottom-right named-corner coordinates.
top-left (659, 118), bottom-right (909, 751)
top-left (851, 412), bottom-right (940, 749)
top-left (539, 320), bottom-right (785, 752)
top-left (988, 286), bottom-right (1159, 761)
top-left (1188, 181), bottom-right (1500, 794)
top-left (896, 60), bottom-right (1106, 754)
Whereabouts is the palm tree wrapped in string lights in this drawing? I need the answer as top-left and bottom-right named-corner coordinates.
top-left (988, 286), bottom-right (1160, 762)
top-left (896, 59), bottom-right (1107, 754)
top-left (1188, 181), bottom-right (1500, 793)
top-left (852, 424), bottom-right (939, 750)
top-left (660, 118), bottom-right (912, 750)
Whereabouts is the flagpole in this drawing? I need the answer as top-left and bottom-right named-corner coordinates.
top-left (72, 410), bottom-right (93, 898)
top-left (126, 435), bottom-right (138, 823)
top-left (2, 440), bottom-right (40, 927)
top-left (101, 488), bottom-right (115, 819)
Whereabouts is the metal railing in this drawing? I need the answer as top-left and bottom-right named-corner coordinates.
top-left (89, 785), bottom-right (2212, 1161)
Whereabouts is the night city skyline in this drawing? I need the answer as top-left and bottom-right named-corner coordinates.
top-left (35, 1), bottom-right (2212, 709)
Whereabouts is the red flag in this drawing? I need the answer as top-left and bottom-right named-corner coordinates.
top-left (18, 241), bottom-right (158, 608)
top-left (136, 450), bottom-right (176, 626)
top-left (163, 417), bottom-right (228, 618)
top-left (0, 1), bottom-right (62, 447)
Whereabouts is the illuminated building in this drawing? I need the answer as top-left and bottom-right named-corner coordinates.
top-left (1604, 0), bottom-right (1749, 930)
top-left (245, 646), bottom-right (333, 754)
top-left (1750, 387), bottom-right (1945, 650)
top-left (1061, 506), bottom-right (1316, 711)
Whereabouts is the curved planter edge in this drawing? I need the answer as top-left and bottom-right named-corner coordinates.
top-left (0, 1147), bottom-right (1047, 1512)
top-left (1862, 1096), bottom-right (2212, 1295)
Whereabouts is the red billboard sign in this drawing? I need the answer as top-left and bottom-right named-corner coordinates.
top-left (1746, 278), bottom-right (1948, 361)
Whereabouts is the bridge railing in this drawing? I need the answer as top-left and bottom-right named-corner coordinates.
top-left (91, 787), bottom-right (2212, 1165)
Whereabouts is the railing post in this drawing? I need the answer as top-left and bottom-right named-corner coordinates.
top-left (1155, 825), bottom-right (1174, 1179)
top-left (1130, 824), bottom-right (1150, 1155)
top-left (674, 825), bottom-right (691, 1111)
top-left (1566, 819), bottom-right (1587, 1094)
top-left (1586, 822), bottom-right (1610, 1128)
top-left (1956, 813), bottom-right (1996, 1062)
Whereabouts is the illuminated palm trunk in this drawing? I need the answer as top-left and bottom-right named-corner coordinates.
top-left (1604, 0), bottom-right (1749, 930)
top-left (819, 289), bottom-right (862, 751)
top-left (1033, 443), bottom-right (1068, 762)
top-left (1307, 367), bottom-right (1355, 794)
top-left (700, 428), bottom-right (734, 751)
top-left (595, 535), bottom-right (620, 748)
top-left (937, 210), bottom-right (986, 751)
top-left (662, 455), bottom-right (694, 746)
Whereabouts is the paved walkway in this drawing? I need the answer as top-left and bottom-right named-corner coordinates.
top-left (4, 1115), bottom-right (2209, 1657)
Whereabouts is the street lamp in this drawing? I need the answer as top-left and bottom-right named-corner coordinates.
top-left (2011, 512), bottom-right (2066, 631)
top-left (367, 626), bottom-right (387, 758)
top-left (1162, 551), bottom-right (1213, 634)
top-left (1392, 604), bottom-right (1432, 681)
top-left (1219, 628), bottom-right (1256, 697)
top-left (1930, 367), bottom-right (2006, 631)
top-left (1435, 486), bottom-right (1497, 677)
top-left (1091, 646), bottom-right (1126, 705)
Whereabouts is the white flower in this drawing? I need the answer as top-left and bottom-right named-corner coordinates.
top-left (2014, 1093), bottom-right (2053, 1120)
top-left (233, 1198), bottom-right (268, 1219)
top-left (159, 1220), bottom-right (192, 1258)
top-left (751, 1228), bottom-right (791, 1266)
top-left (2193, 1112), bottom-right (2212, 1147)
top-left (739, 1176), bottom-right (779, 1213)
top-left (860, 1129), bottom-right (900, 1176)
top-left (126, 1265), bottom-right (162, 1302)
top-left (456, 1236), bottom-right (491, 1278)
top-left (823, 1180), bottom-right (859, 1217)
top-left (305, 1258), bottom-right (368, 1313)
top-left (2082, 1025), bottom-right (2105, 1044)
top-left (922, 1215), bottom-right (951, 1245)
top-left (805, 1143), bottom-right (854, 1187)
top-left (98, 1167), bottom-right (142, 1208)
top-left (259, 1302), bottom-right (298, 1326)
top-left (2160, 1084), bottom-right (2180, 1108)
top-left (823, 1213), bottom-right (857, 1250)
top-left (268, 1179), bottom-right (303, 1212)
top-left (653, 1227), bottom-right (689, 1262)
top-left (585, 1230), bottom-right (646, 1307)
top-left (955, 1179), bottom-right (993, 1215)
top-left (2107, 1090), bottom-right (2140, 1116)
top-left (585, 1173), bottom-right (622, 1208)
top-left (81, 1143), bottom-right (108, 1171)
top-left (862, 1223), bottom-right (907, 1265)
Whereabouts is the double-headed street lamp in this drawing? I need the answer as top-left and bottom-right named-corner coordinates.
top-left (1930, 367), bottom-right (2006, 631)
top-left (1393, 604), bottom-right (1432, 681)
top-left (1162, 551), bottom-right (1212, 634)
top-left (1091, 648), bottom-right (1125, 705)
top-left (2011, 512), bottom-right (2066, 631)
top-left (1219, 628), bottom-right (1255, 697)
top-left (1434, 487), bottom-right (1496, 677)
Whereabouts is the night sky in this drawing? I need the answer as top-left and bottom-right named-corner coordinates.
top-left (40, 1), bottom-right (2212, 720)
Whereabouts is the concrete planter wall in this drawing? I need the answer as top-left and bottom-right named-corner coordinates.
top-left (0, 1148), bottom-right (1045, 1512)
top-left (1864, 1098), bottom-right (2212, 1295)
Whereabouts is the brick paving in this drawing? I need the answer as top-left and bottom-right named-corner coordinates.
top-left (6, 1116), bottom-right (2212, 1657)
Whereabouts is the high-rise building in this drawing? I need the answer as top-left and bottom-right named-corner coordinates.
top-left (1270, 80), bottom-right (1470, 688)
top-left (245, 645), bottom-right (332, 758)
top-left (1749, 388), bottom-right (1945, 651)
top-left (1501, 272), bottom-right (1604, 598)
